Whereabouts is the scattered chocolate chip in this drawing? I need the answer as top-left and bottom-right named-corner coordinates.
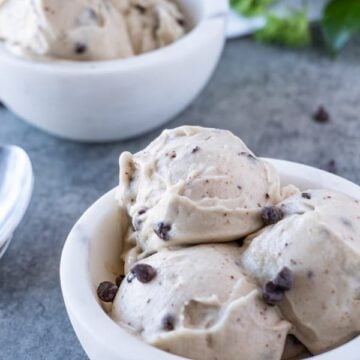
top-left (313, 106), bottom-right (330, 123)
top-left (301, 192), bottom-right (311, 200)
top-left (177, 18), bottom-right (186, 27)
top-left (74, 42), bottom-right (87, 54)
top-left (130, 264), bottom-right (157, 283)
top-left (262, 282), bottom-right (284, 306)
top-left (237, 185), bottom-right (242, 190)
top-left (265, 193), bottom-right (270, 200)
top-left (138, 208), bottom-right (147, 215)
top-left (192, 146), bottom-right (200, 154)
top-left (154, 222), bottom-right (172, 241)
top-left (115, 274), bottom-right (125, 287)
top-left (273, 267), bottom-right (293, 291)
top-left (325, 159), bottom-right (337, 174)
top-left (135, 4), bottom-right (146, 13)
top-left (97, 281), bottom-right (118, 302)
top-left (161, 314), bottom-right (176, 331)
top-left (168, 151), bottom-right (177, 159)
top-left (307, 270), bottom-right (314, 279)
top-left (262, 267), bottom-right (293, 306)
top-left (261, 206), bottom-right (284, 225)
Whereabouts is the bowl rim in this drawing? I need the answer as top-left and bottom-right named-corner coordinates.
top-left (0, 0), bottom-right (229, 74)
top-left (60, 158), bottom-right (360, 360)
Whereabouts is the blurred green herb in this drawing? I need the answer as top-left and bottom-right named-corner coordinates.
top-left (256, 10), bottom-right (310, 47)
top-left (231, 0), bottom-right (360, 54)
top-left (230, 0), bottom-right (275, 17)
top-left (322, 0), bottom-right (360, 54)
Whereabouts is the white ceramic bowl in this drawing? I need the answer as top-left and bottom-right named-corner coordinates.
top-left (60, 159), bottom-right (360, 360)
top-left (0, 0), bottom-right (228, 142)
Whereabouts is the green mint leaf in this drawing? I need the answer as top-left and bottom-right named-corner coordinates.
top-left (231, 0), bottom-right (275, 17)
top-left (322, 0), bottom-right (360, 54)
top-left (255, 10), bottom-right (310, 47)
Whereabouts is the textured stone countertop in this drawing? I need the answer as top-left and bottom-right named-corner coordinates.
top-left (0, 38), bottom-right (359, 359)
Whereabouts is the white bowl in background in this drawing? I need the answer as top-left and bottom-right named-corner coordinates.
top-left (0, 0), bottom-right (228, 142)
top-left (60, 159), bottom-right (360, 359)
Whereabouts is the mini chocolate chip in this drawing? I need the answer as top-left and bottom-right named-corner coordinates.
top-left (325, 159), bottom-right (337, 174)
top-left (115, 274), bottom-right (125, 287)
top-left (154, 222), bottom-right (172, 241)
top-left (273, 267), bottom-right (293, 291)
top-left (262, 267), bottom-right (293, 306)
top-left (262, 282), bottom-right (284, 306)
top-left (177, 18), bottom-right (185, 27)
top-left (313, 106), bottom-right (330, 123)
top-left (261, 206), bottom-right (284, 225)
top-left (130, 264), bottom-right (157, 283)
top-left (192, 146), bottom-right (200, 154)
top-left (162, 314), bottom-right (176, 331)
top-left (97, 281), bottom-right (118, 302)
top-left (265, 193), bottom-right (270, 199)
top-left (168, 151), bottom-right (176, 159)
top-left (307, 270), bottom-right (314, 279)
top-left (301, 192), bottom-right (311, 200)
top-left (74, 42), bottom-right (87, 54)
top-left (138, 208), bottom-right (147, 215)
top-left (135, 4), bottom-right (146, 13)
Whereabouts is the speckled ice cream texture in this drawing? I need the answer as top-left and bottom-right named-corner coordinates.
top-left (112, 244), bottom-right (291, 360)
top-left (0, 0), bottom-right (186, 61)
top-left (242, 189), bottom-right (360, 354)
top-left (117, 126), bottom-right (297, 267)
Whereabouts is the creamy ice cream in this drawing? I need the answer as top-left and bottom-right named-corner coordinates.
top-left (0, 0), bottom-right (186, 61)
top-left (94, 126), bottom-right (360, 360)
top-left (112, 244), bottom-right (292, 360)
top-left (241, 189), bottom-right (360, 354)
top-left (118, 126), bottom-right (297, 265)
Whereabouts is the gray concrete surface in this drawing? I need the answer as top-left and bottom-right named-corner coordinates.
top-left (0, 38), bottom-right (359, 359)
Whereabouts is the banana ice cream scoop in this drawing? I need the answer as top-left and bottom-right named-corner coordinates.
top-left (118, 126), bottom-right (297, 262)
top-left (112, 244), bottom-right (291, 360)
top-left (0, 0), bottom-right (185, 61)
top-left (241, 189), bottom-right (360, 354)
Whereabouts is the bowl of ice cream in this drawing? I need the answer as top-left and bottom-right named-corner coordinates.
top-left (60, 126), bottom-right (360, 360)
top-left (0, 1), bottom-right (227, 142)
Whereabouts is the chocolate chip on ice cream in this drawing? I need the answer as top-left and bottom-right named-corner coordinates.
top-left (261, 206), bottom-right (284, 225)
top-left (262, 267), bottom-right (293, 306)
top-left (161, 314), bottom-right (176, 331)
top-left (301, 192), bottom-right (311, 200)
top-left (97, 281), bottom-right (118, 302)
top-left (154, 222), bottom-right (172, 241)
top-left (74, 42), bottom-right (87, 55)
top-left (129, 264), bottom-right (157, 284)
